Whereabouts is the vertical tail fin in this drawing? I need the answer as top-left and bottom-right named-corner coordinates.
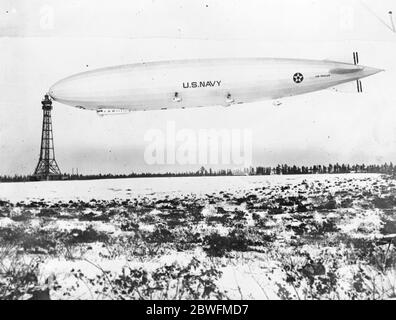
top-left (357, 79), bottom-right (363, 93)
top-left (353, 52), bottom-right (359, 65)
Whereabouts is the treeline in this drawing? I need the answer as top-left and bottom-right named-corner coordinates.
top-left (0, 163), bottom-right (395, 183)
top-left (256, 163), bottom-right (395, 176)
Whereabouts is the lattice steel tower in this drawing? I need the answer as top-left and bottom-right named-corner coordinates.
top-left (33, 94), bottom-right (62, 180)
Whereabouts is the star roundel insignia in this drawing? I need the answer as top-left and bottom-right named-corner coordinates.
top-left (293, 72), bottom-right (304, 84)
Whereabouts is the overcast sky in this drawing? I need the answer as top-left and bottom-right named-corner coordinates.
top-left (0, 0), bottom-right (395, 175)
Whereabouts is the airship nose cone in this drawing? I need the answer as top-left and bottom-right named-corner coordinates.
top-left (48, 86), bottom-right (57, 100)
top-left (48, 75), bottom-right (94, 107)
top-left (48, 79), bottom-right (75, 102)
top-left (48, 81), bottom-right (66, 101)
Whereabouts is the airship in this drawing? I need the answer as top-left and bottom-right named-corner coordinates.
top-left (48, 52), bottom-right (383, 115)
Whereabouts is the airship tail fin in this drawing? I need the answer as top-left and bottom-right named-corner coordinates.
top-left (356, 79), bottom-right (363, 93)
top-left (324, 51), bottom-right (360, 65)
top-left (323, 52), bottom-right (354, 64)
top-left (330, 52), bottom-right (365, 93)
top-left (329, 81), bottom-right (361, 93)
top-left (353, 51), bottom-right (359, 65)
top-left (353, 52), bottom-right (363, 93)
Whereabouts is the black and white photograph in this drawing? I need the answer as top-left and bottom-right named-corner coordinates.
top-left (0, 0), bottom-right (396, 305)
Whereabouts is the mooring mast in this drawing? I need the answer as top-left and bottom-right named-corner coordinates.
top-left (33, 94), bottom-right (62, 180)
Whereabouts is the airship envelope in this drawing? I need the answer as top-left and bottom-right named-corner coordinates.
top-left (49, 57), bottom-right (383, 113)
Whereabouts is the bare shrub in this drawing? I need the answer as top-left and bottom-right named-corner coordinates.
top-left (70, 258), bottom-right (225, 300)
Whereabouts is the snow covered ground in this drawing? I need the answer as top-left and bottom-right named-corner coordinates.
top-left (0, 173), bottom-right (381, 203)
top-left (0, 173), bottom-right (395, 300)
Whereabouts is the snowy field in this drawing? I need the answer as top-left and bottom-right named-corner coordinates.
top-left (0, 174), bottom-right (395, 300)
top-left (0, 174), bottom-right (382, 202)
